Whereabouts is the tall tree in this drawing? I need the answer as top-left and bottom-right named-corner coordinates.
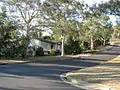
top-left (82, 15), bottom-right (101, 50)
top-left (6, 0), bottom-right (43, 55)
top-left (99, 15), bottom-right (113, 46)
top-left (98, 0), bottom-right (120, 16)
top-left (42, 0), bottom-right (85, 56)
top-left (0, 6), bottom-right (18, 57)
top-left (114, 24), bottom-right (120, 39)
top-left (98, 0), bottom-right (120, 43)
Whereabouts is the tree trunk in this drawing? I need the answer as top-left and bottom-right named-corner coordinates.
top-left (90, 37), bottom-right (94, 50)
top-left (103, 39), bottom-right (106, 46)
top-left (26, 24), bottom-right (31, 57)
top-left (61, 35), bottom-right (64, 56)
top-left (26, 24), bottom-right (30, 44)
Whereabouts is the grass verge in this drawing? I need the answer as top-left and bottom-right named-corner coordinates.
top-left (0, 59), bottom-right (26, 63)
top-left (0, 55), bottom-right (78, 63)
top-left (67, 56), bottom-right (120, 90)
top-left (28, 55), bottom-right (80, 62)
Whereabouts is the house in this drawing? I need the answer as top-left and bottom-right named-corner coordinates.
top-left (29, 39), bottom-right (61, 54)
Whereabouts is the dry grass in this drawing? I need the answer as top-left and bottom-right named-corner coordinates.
top-left (28, 55), bottom-right (73, 62)
top-left (0, 54), bottom-right (91, 63)
top-left (28, 54), bottom-right (92, 62)
top-left (0, 59), bottom-right (26, 63)
top-left (108, 57), bottom-right (120, 63)
top-left (67, 56), bottom-right (120, 90)
top-left (102, 80), bottom-right (120, 90)
top-left (101, 57), bottom-right (120, 90)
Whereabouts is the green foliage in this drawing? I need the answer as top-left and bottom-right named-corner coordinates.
top-left (0, 7), bottom-right (27, 58)
top-left (48, 49), bottom-right (56, 55)
top-left (43, 0), bottom-right (85, 41)
top-left (36, 47), bottom-right (44, 56)
top-left (1, 0), bottom-right (118, 58)
top-left (114, 24), bottom-right (120, 38)
top-left (65, 40), bottom-right (85, 55)
top-left (55, 49), bottom-right (61, 55)
top-left (42, 36), bottom-right (54, 40)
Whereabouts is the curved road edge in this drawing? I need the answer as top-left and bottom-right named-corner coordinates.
top-left (60, 72), bottom-right (114, 90)
top-left (60, 73), bottom-right (94, 90)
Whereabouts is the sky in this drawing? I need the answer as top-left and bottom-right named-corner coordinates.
top-left (83, 0), bottom-right (109, 6)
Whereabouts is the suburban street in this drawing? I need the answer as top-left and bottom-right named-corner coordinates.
top-left (0, 45), bottom-right (120, 90)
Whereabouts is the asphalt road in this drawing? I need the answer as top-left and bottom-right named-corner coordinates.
top-left (0, 45), bottom-right (120, 90)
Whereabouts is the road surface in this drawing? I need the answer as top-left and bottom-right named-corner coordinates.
top-left (0, 45), bottom-right (120, 90)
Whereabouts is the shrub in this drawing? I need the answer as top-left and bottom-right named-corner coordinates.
top-left (55, 49), bottom-right (61, 55)
top-left (36, 47), bottom-right (44, 56)
top-left (65, 41), bottom-right (86, 55)
top-left (49, 49), bottom-right (56, 55)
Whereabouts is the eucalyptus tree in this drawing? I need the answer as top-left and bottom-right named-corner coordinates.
top-left (99, 15), bottom-right (113, 46)
top-left (42, 0), bottom-right (85, 56)
top-left (81, 2), bottom-right (114, 49)
top-left (5, 0), bottom-right (44, 56)
top-left (98, 0), bottom-right (120, 16)
top-left (97, 0), bottom-right (120, 43)
top-left (113, 24), bottom-right (120, 38)
top-left (82, 15), bottom-right (101, 50)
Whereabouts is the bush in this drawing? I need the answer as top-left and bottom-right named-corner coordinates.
top-left (65, 41), bottom-right (86, 55)
top-left (36, 47), bottom-right (44, 56)
top-left (55, 49), bottom-right (61, 55)
top-left (48, 49), bottom-right (56, 55)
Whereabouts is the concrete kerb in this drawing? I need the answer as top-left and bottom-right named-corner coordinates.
top-left (60, 72), bottom-right (114, 90)
top-left (60, 73), bottom-right (93, 90)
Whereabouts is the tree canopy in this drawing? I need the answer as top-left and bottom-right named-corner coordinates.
top-left (0, 0), bottom-right (118, 57)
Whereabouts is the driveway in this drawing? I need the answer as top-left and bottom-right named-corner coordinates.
top-left (0, 45), bottom-right (120, 90)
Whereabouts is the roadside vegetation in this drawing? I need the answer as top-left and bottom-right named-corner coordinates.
top-left (0, 0), bottom-right (120, 61)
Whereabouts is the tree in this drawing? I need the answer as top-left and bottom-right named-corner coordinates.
top-left (114, 24), bottom-right (120, 39)
top-left (0, 6), bottom-right (18, 58)
top-left (42, 0), bottom-right (85, 56)
top-left (6, 0), bottom-right (43, 56)
top-left (99, 15), bottom-right (113, 46)
top-left (98, 0), bottom-right (120, 16)
top-left (82, 15), bottom-right (101, 50)
top-left (97, 0), bottom-right (120, 44)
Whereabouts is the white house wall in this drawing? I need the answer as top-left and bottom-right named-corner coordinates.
top-left (29, 39), bottom-right (61, 52)
top-left (41, 41), bottom-right (51, 51)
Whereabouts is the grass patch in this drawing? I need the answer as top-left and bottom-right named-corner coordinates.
top-left (0, 59), bottom-right (26, 63)
top-left (68, 66), bottom-right (120, 84)
top-left (28, 55), bottom-right (75, 62)
top-left (67, 55), bottom-right (120, 86)
top-left (0, 54), bottom-right (81, 63)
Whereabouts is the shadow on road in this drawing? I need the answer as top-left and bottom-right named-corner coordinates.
top-left (0, 57), bottom-right (101, 80)
top-left (0, 46), bottom-right (119, 80)
top-left (0, 45), bottom-right (119, 90)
